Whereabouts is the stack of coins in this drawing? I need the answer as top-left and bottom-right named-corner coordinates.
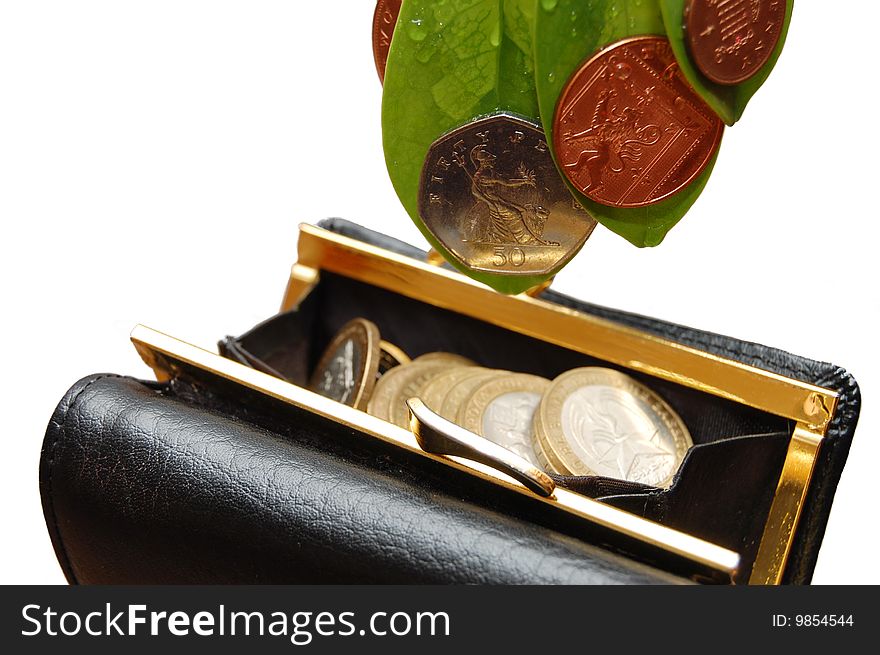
top-left (533, 368), bottom-right (692, 488)
top-left (311, 319), bottom-right (692, 488)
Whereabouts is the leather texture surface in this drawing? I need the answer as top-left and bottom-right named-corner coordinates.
top-left (41, 375), bottom-right (687, 584)
top-left (40, 218), bottom-right (861, 584)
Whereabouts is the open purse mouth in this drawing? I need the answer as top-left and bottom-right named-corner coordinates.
top-left (130, 221), bottom-right (847, 585)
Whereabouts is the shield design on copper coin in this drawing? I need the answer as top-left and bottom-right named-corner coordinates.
top-left (553, 37), bottom-right (723, 209)
top-left (684, 0), bottom-right (788, 86)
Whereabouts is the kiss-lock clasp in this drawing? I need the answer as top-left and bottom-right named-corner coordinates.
top-left (407, 398), bottom-right (556, 498)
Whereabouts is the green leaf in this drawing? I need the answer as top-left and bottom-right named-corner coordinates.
top-left (383, 0), bottom-right (571, 295)
top-left (534, 0), bottom-right (720, 248)
top-left (659, 0), bottom-right (794, 125)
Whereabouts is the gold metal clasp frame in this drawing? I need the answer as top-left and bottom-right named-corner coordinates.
top-left (281, 224), bottom-right (839, 584)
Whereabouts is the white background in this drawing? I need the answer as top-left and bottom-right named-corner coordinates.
top-left (0, 1), bottom-right (876, 584)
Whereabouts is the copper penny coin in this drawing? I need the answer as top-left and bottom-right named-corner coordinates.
top-left (553, 36), bottom-right (723, 209)
top-left (685, 0), bottom-right (788, 86)
top-left (372, 0), bottom-right (402, 84)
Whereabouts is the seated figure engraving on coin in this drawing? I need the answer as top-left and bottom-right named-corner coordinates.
top-left (454, 143), bottom-right (558, 248)
top-left (419, 114), bottom-right (596, 276)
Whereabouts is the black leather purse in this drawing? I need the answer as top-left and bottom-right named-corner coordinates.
top-left (40, 220), bottom-right (860, 585)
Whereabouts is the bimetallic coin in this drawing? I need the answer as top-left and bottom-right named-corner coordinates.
top-left (461, 373), bottom-right (551, 469)
top-left (532, 409), bottom-right (570, 476)
top-left (378, 339), bottom-right (411, 375)
top-left (441, 369), bottom-right (502, 423)
top-left (419, 366), bottom-right (486, 417)
top-left (387, 359), bottom-right (473, 429)
top-left (309, 318), bottom-right (381, 410)
top-left (685, 0), bottom-right (787, 86)
top-left (412, 352), bottom-right (476, 367)
top-left (538, 368), bottom-right (692, 487)
top-left (367, 363), bottom-right (408, 422)
top-left (372, 0), bottom-right (401, 84)
top-left (419, 113), bottom-right (597, 277)
top-left (553, 37), bottom-right (724, 209)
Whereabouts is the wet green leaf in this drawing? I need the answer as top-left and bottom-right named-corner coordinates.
top-left (659, 0), bottom-right (794, 125)
top-left (383, 0), bottom-right (571, 294)
top-left (534, 0), bottom-right (719, 247)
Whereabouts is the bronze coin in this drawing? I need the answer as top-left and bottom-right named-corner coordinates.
top-left (685, 0), bottom-right (787, 86)
top-left (372, 0), bottom-right (402, 84)
top-left (309, 318), bottom-right (381, 410)
top-left (553, 36), bottom-right (724, 209)
top-left (419, 113), bottom-right (597, 277)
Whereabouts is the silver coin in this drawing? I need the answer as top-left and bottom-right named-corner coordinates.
top-left (539, 368), bottom-right (692, 487)
top-left (461, 373), bottom-right (551, 469)
top-left (481, 391), bottom-right (544, 468)
top-left (561, 386), bottom-right (676, 485)
top-left (419, 113), bottom-right (597, 276)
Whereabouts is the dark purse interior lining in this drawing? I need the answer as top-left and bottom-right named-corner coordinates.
top-left (216, 272), bottom-right (793, 583)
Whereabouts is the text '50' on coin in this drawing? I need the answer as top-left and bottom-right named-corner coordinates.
top-left (309, 318), bottom-right (381, 410)
top-left (461, 373), bottom-right (551, 469)
top-left (419, 114), bottom-right (597, 277)
top-left (372, 0), bottom-right (402, 84)
top-left (685, 0), bottom-right (788, 86)
top-left (553, 37), bottom-right (723, 209)
top-left (538, 368), bottom-right (693, 488)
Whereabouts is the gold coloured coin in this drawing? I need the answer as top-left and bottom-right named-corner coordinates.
top-left (367, 363), bottom-right (409, 422)
top-left (419, 366), bottom-right (486, 417)
top-left (413, 352), bottom-right (475, 367)
top-left (386, 359), bottom-right (473, 429)
top-left (442, 369), bottom-right (501, 423)
top-left (369, 352), bottom-right (476, 425)
top-left (537, 368), bottom-right (692, 487)
top-left (532, 410), bottom-right (569, 475)
top-left (308, 318), bottom-right (381, 411)
top-left (378, 340), bottom-right (411, 375)
top-left (461, 373), bottom-right (551, 468)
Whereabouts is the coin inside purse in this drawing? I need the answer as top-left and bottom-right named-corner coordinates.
top-left (217, 269), bottom-right (791, 583)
